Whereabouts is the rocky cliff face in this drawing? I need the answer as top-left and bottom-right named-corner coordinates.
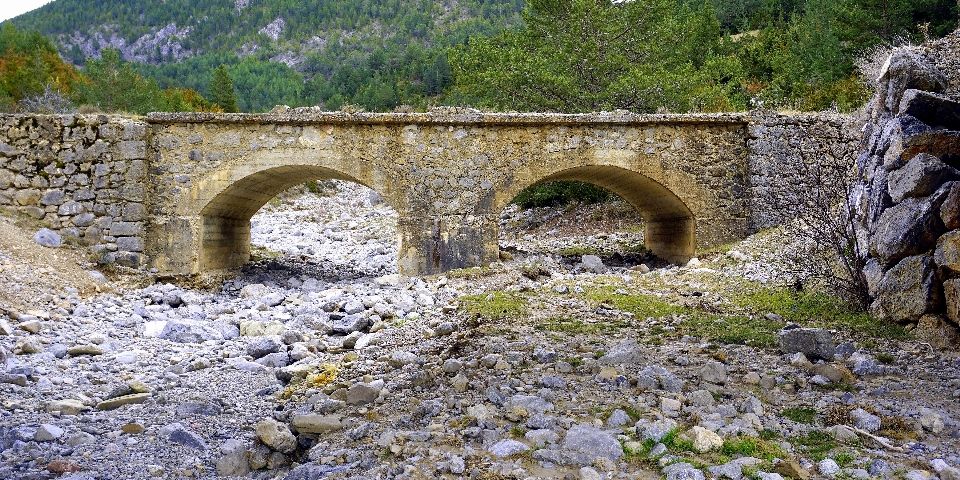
top-left (853, 34), bottom-right (960, 348)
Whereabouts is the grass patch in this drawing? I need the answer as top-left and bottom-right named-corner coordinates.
top-left (782, 406), bottom-right (818, 424)
top-left (250, 245), bottom-right (282, 261)
top-left (534, 316), bottom-right (633, 335)
top-left (459, 292), bottom-right (528, 320)
top-left (584, 288), bottom-right (689, 318)
top-left (791, 430), bottom-right (837, 461)
top-left (679, 314), bottom-right (783, 347)
top-left (447, 265), bottom-right (501, 279)
top-left (732, 287), bottom-right (909, 340)
top-left (876, 352), bottom-right (896, 364)
top-left (721, 435), bottom-right (786, 462)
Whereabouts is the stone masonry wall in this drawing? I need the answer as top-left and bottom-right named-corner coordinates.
top-left (747, 111), bottom-right (862, 232)
top-left (0, 109), bottom-right (867, 278)
top-left (0, 114), bottom-right (149, 268)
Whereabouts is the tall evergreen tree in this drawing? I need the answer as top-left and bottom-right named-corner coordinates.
top-left (76, 48), bottom-right (161, 114)
top-left (209, 65), bottom-right (239, 112)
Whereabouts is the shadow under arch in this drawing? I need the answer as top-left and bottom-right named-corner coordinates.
top-left (495, 165), bottom-right (695, 264)
top-left (198, 164), bottom-right (395, 271)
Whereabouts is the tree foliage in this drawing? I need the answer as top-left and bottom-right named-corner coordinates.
top-left (0, 23), bottom-right (81, 112)
top-left (209, 65), bottom-right (238, 113)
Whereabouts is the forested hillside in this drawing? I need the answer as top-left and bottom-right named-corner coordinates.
top-left (8, 0), bottom-right (523, 112)
top-left (1, 0), bottom-right (957, 113)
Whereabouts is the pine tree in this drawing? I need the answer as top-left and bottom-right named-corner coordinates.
top-left (209, 65), bottom-right (239, 113)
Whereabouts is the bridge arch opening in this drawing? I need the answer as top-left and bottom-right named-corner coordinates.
top-left (496, 165), bottom-right (695, 265)
top-left (198, 165), bottom-right (398, 277)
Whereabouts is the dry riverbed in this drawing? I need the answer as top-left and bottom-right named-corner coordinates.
top-left (0, 182), bottom-right (958, 480)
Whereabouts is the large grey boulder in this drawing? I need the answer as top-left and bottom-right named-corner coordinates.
top-left (870, 196), bottom-right (946, 267)
top-left (888, 154), bottom-right (959, 203)
top-left (871, 255), bottom-right (940, 323)
top-left (878, 50), bottom-right (948, 113)
top-left (776, 325), bottom-right (835, 361)
top-left (897, 89), bottom-right (960, 130)
top-left (558, 424), bottom-right (623, 462)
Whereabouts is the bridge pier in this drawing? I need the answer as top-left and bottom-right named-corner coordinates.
top-left (397, 214), bottom-right (500, 276)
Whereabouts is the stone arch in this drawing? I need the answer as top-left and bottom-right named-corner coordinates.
top-left (493, 165), bottom-right (696, 264)
top-left (196, 163), bottom-right (397, 271)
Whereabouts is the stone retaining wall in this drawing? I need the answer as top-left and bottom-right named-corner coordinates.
top-left (852, 48), bottom-right (960, 347)
top-left (0, 115), bottom-right (149, 267)
top-left (748, 112), bottom-right (862, 231)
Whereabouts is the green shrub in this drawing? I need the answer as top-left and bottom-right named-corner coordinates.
top-left (511, 181), bottom-right (611, 209)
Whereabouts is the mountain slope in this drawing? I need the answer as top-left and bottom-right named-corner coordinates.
top-left (6, 0), bottom-right (522, 111)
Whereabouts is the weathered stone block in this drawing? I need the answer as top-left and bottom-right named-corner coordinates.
top-left (871, 255), bottom-right (940, 323)
top-left (119, 140), bottom-right (146, 160)
top-left (897, 89), bottom-right (960, 130)
top-left (39, 189), bottom-right (65, 206)
top-left (944, 279), bottom-right (960, 325)
top-left (887, 154), bottom-right (959, 203)
top-left (58, 200), bottom-right (84, 216)
top-left (110, 222), bottom-right (142, 236)
top-left (71, 213), bottom-right (95, 227)
top-left (14, 189), bottom-right (41, 206)
top-left (941, 182), bottom-right (960, 229)
top-left (915, 314), bottom-right (960, 350)
top-left (121, 203), bottom-right (146, 221)
top-left (777, 326), bottom-right (835, 360)
top-left (870, 196), bottom-right (946, 267)
top-left (878, 50), bottom-right (948, 113)
top-left (935, 230), bottom-right (960, 273)
top-left (116, 236), bottom-right (144, 252)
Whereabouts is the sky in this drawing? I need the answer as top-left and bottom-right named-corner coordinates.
top-left (0, 0), bottom-right (53, 24)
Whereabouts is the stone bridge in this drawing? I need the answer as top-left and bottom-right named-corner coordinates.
top-left (0, 111), bottom-right (860, 277)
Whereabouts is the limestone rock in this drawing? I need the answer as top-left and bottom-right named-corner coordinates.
top-left (559, 424), bottom-right (623, 462)
top-left (774, 460), bottom-right (811, 480)
top-left (941, 183), bottom-right (960, 229)
top-left (898, 89), bottom-right (960, 130)
top-left (488, 439), bottom-right (530, 457)
top-left (33, 228), bottom-right (61, 248)
top-left (887, 154), bottom-right (959, 203)
top-left (935, 230), bottom-right (960, 273)
top-left (777, 325), bottom-right (835, 361)
top-left (915, 314), bottom-right (960, 350)
top-left (872, 255), bottom-right (940, 323)
top-left (689, 426), bottom-right (723, 453)
top-left (96, 393), bottom-right (150, 410)
top-left (870, 197), bottom-right (946, 268)
top-left (255, 418), bottom-right (296, 454)
top-left (291, 414), bottom-right (342, 434)
top-left (346, 379), bottom-right (383, 405)
top-left (216, 439), bottom-right (250, 477)
top-left (878, 50), bottom-right (949, 113)
top-left (698, 361), bottom-right (727, 384)
top-left (663, 463), bottom-right (706, 480)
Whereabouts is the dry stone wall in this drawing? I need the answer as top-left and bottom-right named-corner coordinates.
top-left (0, 115), bottom-right (149, 268)
top-left (852, 46), bottom-right (960, 348)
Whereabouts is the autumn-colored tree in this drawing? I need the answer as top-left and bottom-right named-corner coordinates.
top-left (0, 22), bottom-right (81, 111)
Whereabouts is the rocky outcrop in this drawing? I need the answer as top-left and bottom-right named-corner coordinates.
top-left (852, 41), bottom-right (960, 347)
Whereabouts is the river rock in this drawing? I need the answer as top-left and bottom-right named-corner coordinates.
top-left (777, 325), bottom-right (835, 360)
